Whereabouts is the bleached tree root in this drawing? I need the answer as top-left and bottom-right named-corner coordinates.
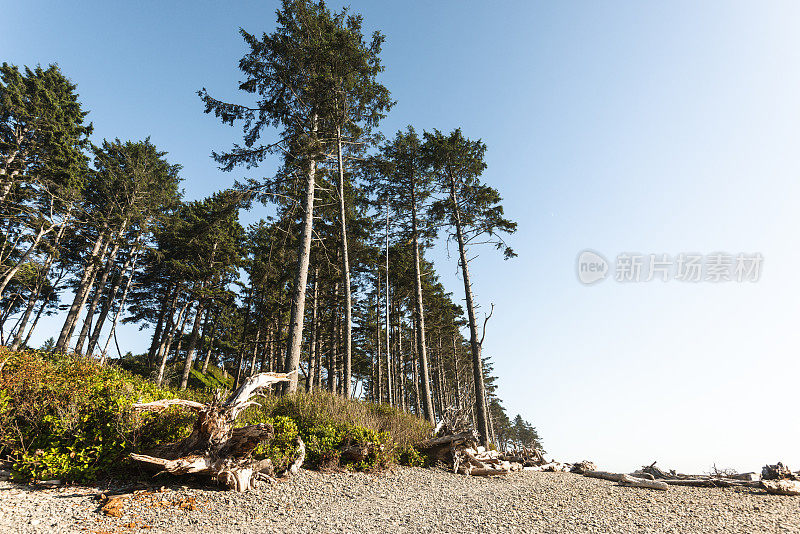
top-left (762, 479), bottom-right (800, 496)
top-left (130, 372), bottom-right (300, 491)
top-left (417, 423), bottom-right (550, 476)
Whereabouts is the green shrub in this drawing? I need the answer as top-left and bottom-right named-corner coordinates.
top-left (302, 423), bottom-right (342, 468)
top-left (397, 445), bottom-right (426, 467)
top-left (0, 348), bottom-right (196, 482)
top-left (245, 414), bottom-right (300, 471)
top-left (0, 348), bottom-right (433, 482)
top-left (242, 389), bottom-right (432, 471)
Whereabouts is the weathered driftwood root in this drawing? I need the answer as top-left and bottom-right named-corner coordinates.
top-left (418, 419), bottom-right (548, 477)
top-left (416, 430), bottom-right (478, 467)
top-left (570, 461), bottom-right (597, 475)
top-left (762, 479), bottom-right (800, 496)
top-left (130, 371), bottom-right (298, 491)
top-left (762, 463), bottom-right (794, 481)
top-left (417, 429), bottom-right (530, 476)
top-left (499, 447), bottom-right (546, 467)
top-left (640, 461), bottom-right (678, 480)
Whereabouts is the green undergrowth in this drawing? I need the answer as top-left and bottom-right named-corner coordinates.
top-left (115, 352), bottom-right (234, 392)
top-left (239, 389), bottom-right (431, 471)
top-left (0, 349), bottom-right (431, 484)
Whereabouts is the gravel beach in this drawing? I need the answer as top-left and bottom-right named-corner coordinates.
top-left (1, 468), bottom-right (798, 533)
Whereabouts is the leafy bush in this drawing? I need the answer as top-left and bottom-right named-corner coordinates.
top-left (242, 389), bottom-right (431, 471)
top-left (0, 348), bottom-right (196, 482)
top-left (0, 349), bottom-right (432, 483)
top-left (397, 445), bottom-right (426, 467)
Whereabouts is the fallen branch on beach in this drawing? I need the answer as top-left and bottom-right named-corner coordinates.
top-left (618, 474), bottom-right (669, 491)
top-left (129, 371), bottom-right (301, 492)
top-left (580, 461), bottom-right (800, 495)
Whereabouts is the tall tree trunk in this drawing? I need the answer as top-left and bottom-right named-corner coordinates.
top-left (99, 245), bottom-right (141, 364)
top-left (327, 282), bottom-right (339, 392)
top-left (0, 223), bottom-right (50, 300)
top-left (449, 175), bottom-right (490, 446)
top-left (274, 313), bottom-right (284, 374)
top-left (235, 290), bottom-right (253, 389)
top-left (75, 237), bottom-right (123, 354)
top-left (375, 272), bottom-right (383, 403)
top-left (10, 207), bottom-right (73, 350)
top-left (412, 316), bottom-right (421, 416)
top-left (156, 298), bottom-right (189, 386)
top-left (152, 287), bottom-right (177, 369)
top-left (55, 222), bottom-right (116, 353)
top-left (88, 236), bottom-right (142, 356)
top-left (397, 310), bottom-right (406, 411)
top-left (306, 267), bottom-right (319, 393)
top-left (170, 304), bottom-right (193, 371)
top-left (384, 201), bottom-right (393, 406)
top-left (179, 302), bottom-right (206, 389)
top-left (258, 327), bottom-right (269, 372)
top-left (197, 308), bottom-right (211, 369)
top-left (284, 116), bottom-right (318, 392)
top-left (19, 295), bottom-right (45, 346)
top-left (452, 332), bottom-right (462, 410)
top-left (335, 306), bottom-right (343, 395)
top-left (313, 318), bottom-right (321, 389)
top-left (10, 285), bottom-right (41, 351)
top-left (410, 182), bottom-right (435, 421)
top-left (201, 311), bottom-right (218, 374)
top-left (247, 326), bottom-right (262, 378)
top-left (335, 127), bottom-right (353, 398)
top-left (485, 388), bottom-right (496, 446)
top-left (146, 287), bottom-right (171, 369)
top-left (433, 336), bottom-right (445, 420)
top-left (268, 323), bottom-right (276, 372)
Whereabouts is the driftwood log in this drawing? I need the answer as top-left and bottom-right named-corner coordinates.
top-left (130, 371), bottom-right (299, 491)
top-left (593, 461), bottom-right (800, 494)
top-left (618, 474), bottom-right (669, 491)
top-left (584, 470), bottom-right (625, 482)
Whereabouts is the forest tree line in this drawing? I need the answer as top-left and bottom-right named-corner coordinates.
top-left (0, 0), bottom-right (541, 451)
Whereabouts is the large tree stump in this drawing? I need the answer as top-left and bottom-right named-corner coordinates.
top-left (130, 372), bottom-right (299, 491)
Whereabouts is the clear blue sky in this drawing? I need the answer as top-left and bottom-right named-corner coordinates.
top-left (4, 1), bottom-right (799, 474)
